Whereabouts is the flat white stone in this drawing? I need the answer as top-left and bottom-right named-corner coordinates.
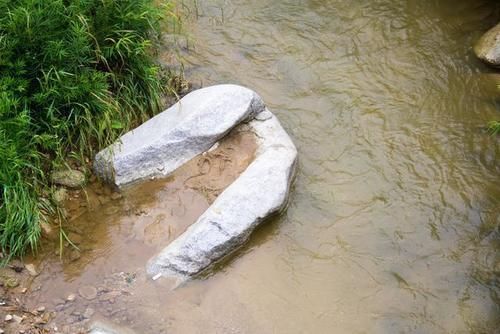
top-left (94, 84), bottom-right (265, 187)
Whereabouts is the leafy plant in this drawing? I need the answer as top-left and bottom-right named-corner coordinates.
top-left (487, 120), bottom-right (500, 135)
top-left (0, 0), bottom-right (176, 259)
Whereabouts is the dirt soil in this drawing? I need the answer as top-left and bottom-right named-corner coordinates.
top-left (0, 128), bottom-right (257, 333)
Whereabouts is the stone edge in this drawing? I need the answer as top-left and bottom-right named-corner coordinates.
top-left (146, 107), bottom-right (298, 282)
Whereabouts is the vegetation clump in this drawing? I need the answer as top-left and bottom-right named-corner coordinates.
top-left (0, 0), bottom-right (175, 258)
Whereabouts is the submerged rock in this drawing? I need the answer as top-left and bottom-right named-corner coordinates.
top-left (40, 222), bottom-right (57, 240)
top-left (1, 275), bottom-right (19, 288)
top-left (69, 250), bottom-right (81, 262)
top-left (51, 169), bottom-right (86, 188)
top-left (94, 84), bottom-right (265, 187)
top-left (474, 22), bottom-right (500, 67)
top-left (24, 263), bottom-right (38, 277)
top-left (78, 285), bottom-right (97, 300)
top-left (67, 232), bottom-right (83, 245)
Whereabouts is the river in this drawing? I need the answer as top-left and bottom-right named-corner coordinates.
top-left (18, 0), bottom-right (500, 333)
top-left (172, 0), bottom-right (500, 333)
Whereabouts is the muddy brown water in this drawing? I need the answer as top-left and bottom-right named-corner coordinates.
top-left (0, 130), bottom-right (257, 333)
top-left (163, 0), bottom-right (500, 333)
top-left (3, 1), bottom-right (500, 333)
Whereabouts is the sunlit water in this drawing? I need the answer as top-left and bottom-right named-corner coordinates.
top-left (164, 1), bottom-right (500, 333)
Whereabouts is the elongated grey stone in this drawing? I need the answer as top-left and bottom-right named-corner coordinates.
top-left (93, 84), bottom-right (297, 282)
top-left (94, 84), bottom-right (265, 187)
top-left (147, 108), bottom-right (297, 280)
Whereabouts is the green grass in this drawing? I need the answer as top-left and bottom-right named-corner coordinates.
top-left (488, 120), bottom-right (500, 135)
top-left (489, 85), bottom-right (500, 135)
top-left (0, 0), bottom-right (177, 259)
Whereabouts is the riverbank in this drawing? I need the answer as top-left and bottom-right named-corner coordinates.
top-left (0, 0), bottom-right (184, 259)
top-left (0, 124), bottom-right (259, 333)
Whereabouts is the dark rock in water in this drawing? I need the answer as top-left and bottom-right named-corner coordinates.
top-left (51, 169), bottom-right (86, 188)
top-left (474, 22), bottom-right (500, 67)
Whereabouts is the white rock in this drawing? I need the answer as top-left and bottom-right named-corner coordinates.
top-left (474, 22), bottom-right (500, 67)
top-left (94, 84), bottom-right (265, 187)
top-left (147, 109), bottom-right (297, 279)
top-left (24, 263), bottom-right (38, 277)
top-left (94, 84), bottom-right (297, 282)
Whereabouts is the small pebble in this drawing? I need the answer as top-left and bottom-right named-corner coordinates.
top-left (66, 293), bottom-right (76, 302)
top-left (55, 304), bottom-right (65, 312)
top-left (0, 328), bottom-right (4, 333)
top-left (36, 306), bottom-right (46, 313)
top-left (104, 205), bottom-right (119, 215)
top-left (69, 250), bottom-right (81, 262)
top-left (52, 298), bottom-right (65, 305)
top-left (83, 307), bottom-right (95, 319)
top-left (67, 232), bottom-right (83, 245)
top-left (24, 263), bottom-right (38, 277)
top-left (78, 285), bottom-right (97, 300)
top-left (5, 277), bottom-right (19, 288)
top-left (110, 192), bottom-right (123, 200)
top-left (21, 288), bottom-right (27, 293)
top-left (9, 260), bottom-right (24, 273)
top-left (12, 314), bottom-right (23, 323)
top-left (4, 314), bottom-right (12, 321)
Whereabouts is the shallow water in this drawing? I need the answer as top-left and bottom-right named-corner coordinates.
top-left (14, 1), bottom-right (500, 333)
top-left (14, 130), bottom-right (257, 333)
top-left (165, 0), bottom-right (500, 333)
